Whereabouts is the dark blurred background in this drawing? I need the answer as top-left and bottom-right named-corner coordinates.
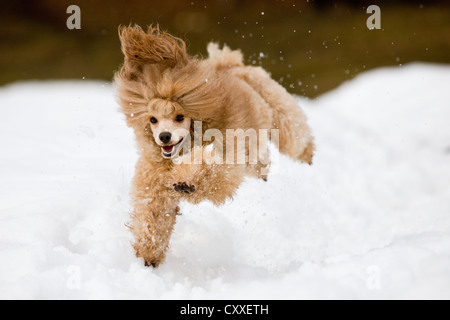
top-left (1, 0), bottom-right (449, 97)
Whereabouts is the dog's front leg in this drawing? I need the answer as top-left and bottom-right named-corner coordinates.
top-left (128, 193), bottom-right (178, 267)
top-left (128, 160), bottom-right (180, 267)
top-left (169, 158), bottom-right (246, 206)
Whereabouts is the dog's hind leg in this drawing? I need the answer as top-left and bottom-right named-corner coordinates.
top-left (234, 66), bottom-right (315, 165)
top-left (273, 111), bottom-right (315, 165)
top-left (245, 136), bottom-right (271, 181)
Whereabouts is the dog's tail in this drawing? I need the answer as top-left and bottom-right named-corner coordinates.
top-left (118, 24), bottom-right (189, 68)
top-left (207, 43), bottom-right (244, 69)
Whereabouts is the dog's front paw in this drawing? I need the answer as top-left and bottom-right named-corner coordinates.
top-left (173, 182), bottom-right (196, 194)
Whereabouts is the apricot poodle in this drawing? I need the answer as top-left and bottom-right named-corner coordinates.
top-left (114, 25), bottom-right (314, 267)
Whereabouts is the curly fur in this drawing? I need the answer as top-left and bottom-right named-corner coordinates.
top-left (114, 25), bottom-right (315, 267)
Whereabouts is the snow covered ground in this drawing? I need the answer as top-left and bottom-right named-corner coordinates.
top-left (0, 63), bottom-right (449, 299)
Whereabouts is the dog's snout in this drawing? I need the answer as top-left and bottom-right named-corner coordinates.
top-left (159, 132), bottom-right (172, 144)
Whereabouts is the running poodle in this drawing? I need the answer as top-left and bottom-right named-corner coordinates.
top-left (114, 25), bottom-right (314, 267)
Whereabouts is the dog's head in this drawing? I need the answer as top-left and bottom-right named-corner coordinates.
top-left (114, 25), bottom-right (225, 160)
top-left (146, 98), bottom-right (192, 159)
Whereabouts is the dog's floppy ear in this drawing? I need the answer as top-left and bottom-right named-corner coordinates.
top-left (118, 24), bottom-right (189, 69)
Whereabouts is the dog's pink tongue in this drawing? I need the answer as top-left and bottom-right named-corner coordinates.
top-left (162, 145), bottom-right (174, 153)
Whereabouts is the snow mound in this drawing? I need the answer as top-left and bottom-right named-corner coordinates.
top-left (1, 63), bottom-right (449, 299)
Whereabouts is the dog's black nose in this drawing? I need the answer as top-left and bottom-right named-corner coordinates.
top-left (159, 132), bottom-right (172, 144)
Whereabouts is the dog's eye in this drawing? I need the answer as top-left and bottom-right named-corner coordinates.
top-left (150, 117), bottom-right (158, 124)
top-left (175, 115), bottom-right (185, 122)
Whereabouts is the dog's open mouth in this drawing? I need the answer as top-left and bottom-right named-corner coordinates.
top-left (161, 138), bottom-right (184, 158)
